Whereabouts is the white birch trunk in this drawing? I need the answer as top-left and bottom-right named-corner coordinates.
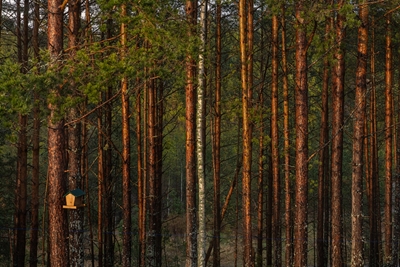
top-left (197, 0), bottom-right (207, 266)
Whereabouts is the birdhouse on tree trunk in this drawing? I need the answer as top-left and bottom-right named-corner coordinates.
top-left (63, 189), bottom-right (85, 209)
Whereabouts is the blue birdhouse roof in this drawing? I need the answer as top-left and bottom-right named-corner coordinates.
top-left (64, 188), bottom-right (85, 197)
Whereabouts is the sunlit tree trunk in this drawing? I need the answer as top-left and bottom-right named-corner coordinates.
top-left (185, 1), bottom-right (197, 266)
top-left (197, 1), bottom-right (207, 266)
top-left (384, 13), bottom-right (393, 266)
top-left (331, 0), bottom-right (345, 265)
top-left (47, 0), bottom-right (66, 263)
top-left (293, 1), bottom-right (309, 266)
top-left (239, 0), bottom-right (253, 265)
top-left (368, 19), bottom-right (380, 265)
top-left (281, 5), bottom-right (293, 266)
top-left (121, 5), bottom-right (131, 266)
top-left (350, 2), bottom-right (368, 266)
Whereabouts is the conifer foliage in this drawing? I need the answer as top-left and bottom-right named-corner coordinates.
top-left (1, 0), bottom-right (400, 266)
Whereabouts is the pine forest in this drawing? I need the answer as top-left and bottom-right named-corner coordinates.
top-left (2, 0), bottom-right (400, 266)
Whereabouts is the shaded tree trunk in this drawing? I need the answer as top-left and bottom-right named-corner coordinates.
top-left (317, 9), bottom-right (331, 267)
top-left (147, 77), bottom-right (163, 267)
top-left (67, 0), bottom-right (84, 265)
top-left (136, 83), bottom-right (145, 267)
top-left (212, 1), bottom-right (222, 265)
top-left (350, 2), bottom-right (368, 265)
top-left (331, 1), bottom-right (346, 265)
top-left (293, 1), bottom-right (309, 266)
top-left (29, 0), bottom-right (41, 265)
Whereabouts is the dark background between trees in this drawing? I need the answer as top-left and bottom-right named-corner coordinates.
top-left (1, 0), bottom-right (400, 266)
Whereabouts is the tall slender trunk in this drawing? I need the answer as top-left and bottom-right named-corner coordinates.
top-left (368, 19), bottom-right (380, 265)
top-left (104, 19), bottom-right (114, 267)
top-left (271, 13), bottom-right (281, 267)
top-left (384, 13), bottom-right (393, 266)
top-left (293, 1), bottom-right (309, 266)
top-left (350, 2), bottom-right (368, 266)
top-left (212, 1), bottom-right (222, 265)
top-left (47, 0), bottom-right (66, 263)
top-left (197, 1), bottom-right (207, 266)
top-left (67, 0), bottom-right (83, 265)
top-left (97, 96), bottom-right (104, 267)
top-left (14, 0), bottom-right (28, 264)
top-left (394, 47), bottom-right (400, 267)
top-left (148, 77), bottom-right (162, 267)
top-left (239, 0), bottom-right (253, 265)
top-left (185, 1), bottom-right (197, 266)
top-left (29, 0), bottom-right (41, 265)
top-left (136, 83), bottom-right (145, 267)
top-left (121, 5), bottom-right (131, 266)
top-left (317, 9), bottom-right (331, 267)
top-left (281, 5), bottom-right (293, 266)
top-left (331, 1), bottom-right (345, 265)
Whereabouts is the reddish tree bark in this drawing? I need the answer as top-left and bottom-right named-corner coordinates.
top-left (384, 13), bottom-right (393, 265)
top-left (293, 1), bottom-right (309, 266)
top-left (350, 2), bottom-right (368, 265)
top-left (121, 6), bottom-right (131, 266)
top-left (47, 0), bottom-right (67, 263)
top-left (212, 1), bottom-right (222, 265)
top-left (185, 1), bottom-right (197, 267)
top-left (331, 1), bottom-right (346, 265)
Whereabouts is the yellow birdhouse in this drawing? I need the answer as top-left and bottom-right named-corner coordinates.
top-left (63, 189), bottom-right (85, 209)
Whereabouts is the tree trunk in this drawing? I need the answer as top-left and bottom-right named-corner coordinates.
top-left (147, 77), bottom-right (163, 267)
top-left (317, 9), bottom-right (331, 267)
top-left (197, 1), bottom-right (207, 266)
top-left (350, 2), bottom-right (368, 265)
top-left (29, 0), bottom-right (40, 264)
top-left (136, 83), bottom-right (145, 267)
top-left (121, 6), bottom-right (131, 266)
top-left (47, 0), bottom-right (66, 263)
top-left (104, 20), bottom-right (115, 267)
top-left (67, 0), bottom-right (83, 265)
top-left (271, 13), bottom-right (281, 267)
top-left (239, 0), bottom-right (253, 265)
top-left (212, 1), bottom-right (222, 265)
top-left (185, 1), bottom-right (197, 266)
top-left (293, 1), bottom-right (309, 266)
top-left (14, 0), bottom-right (28, 264)
top-left (368, 20), bottom-right (380, 265)
top-left (97, 97), bottom-right (104, 267)
top-left (384, 13), bottom-right (393, 266)
top-left (394, 48), bottom-right (400, 267)
top-left (281, 5), bottom-right (293, 265)
top-left (331, 1), bottom-right (345, 265)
